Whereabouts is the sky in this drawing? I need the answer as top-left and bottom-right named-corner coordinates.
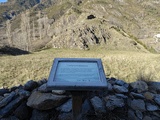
top-left (0, 0), bottom-right (7, 3)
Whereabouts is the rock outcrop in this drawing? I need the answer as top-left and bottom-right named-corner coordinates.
top-left (0, 78), bottom-right (160, 120)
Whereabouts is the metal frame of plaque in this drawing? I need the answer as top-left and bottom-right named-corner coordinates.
top-left (47, 58), bottom-right (107, 91)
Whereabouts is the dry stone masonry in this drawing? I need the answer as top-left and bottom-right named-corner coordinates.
top-left (0, 78), bottom-right (160, 120)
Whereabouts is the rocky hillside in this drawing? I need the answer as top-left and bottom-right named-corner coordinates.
top-left (0, 78), bottom-right (160, 120)
top-left (0, 0), bottom-right (40, 23)
top-left (0, 0), bottom-right (160, 52)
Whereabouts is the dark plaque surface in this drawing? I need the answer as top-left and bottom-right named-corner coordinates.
top-left (47, 58), bottom-right (107, 90)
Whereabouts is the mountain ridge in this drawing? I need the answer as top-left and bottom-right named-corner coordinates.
top-left (0, 0), bottom-right (160, 53)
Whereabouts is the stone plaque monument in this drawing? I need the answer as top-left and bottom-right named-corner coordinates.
top-left (47, 58), bottom-right (107, 120)
top-left (47, 58), bottom-right (107, 90)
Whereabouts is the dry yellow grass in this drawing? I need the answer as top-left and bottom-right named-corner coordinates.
top-left (0, 48), bottom-right (160, 88)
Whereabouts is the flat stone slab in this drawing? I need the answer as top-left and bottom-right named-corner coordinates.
top-left (146, 102), bottom-right (159, 111)
top-left (148, 82), bottom-right (160, 93)
top-left (154, 95), bottom-right (160, 106)
top-left (57, 99), bottom-right (72, 113)
top-left (0, 92), bottom-right (16, 108)
top-left (30, 109), bottom-right (50, 120)
top-left (0, 89), bottom-right (9, 96)
top-left (113, 85), bottom-right (128, 93)
top-left (130, 92), bottom-right (144, 99)
top-left (90, 96), bottom-right (106, 114)
top-left (0, 96), bottom-right (24, 118)
top-left (130, 99), bottom-right (146, 111)
top-left (27, 91), bottom-right (69, 110)
top-left (105, 95), bottom-right (125, 110)
top-left (115, 79), bottom-right (129, 88)
top-left (24, 80), bottom-right (38, 91)
top-left (38, 83), bottom-right (49, 93)
top-left (130, 81), bottom-right (148, 93)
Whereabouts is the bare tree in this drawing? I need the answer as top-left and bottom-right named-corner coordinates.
top-left (26, 10), bottom-right (31, 51)
top-left (43, 14), bottom-right (48, 36)
top-left (6, 20), bottom-right (12, 47)
top-left (32, 19), bottom-right (36, 41)
top-left (38, 11), bottom-right (42, 41)
top-left (20, 10), bottom-right (31, 51)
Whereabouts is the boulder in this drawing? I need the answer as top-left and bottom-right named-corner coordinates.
top-left (10, 85), bottom-right (23, 92)
top-left (38, 83), bottom-right (49, 93)
top-left (90, 96), bottom-right (106, 114)
top-left (130, 99), bottom-right (146, 111)
top-left (150, 115), bottom-right (160, 120)
top-left (107, 82), bottom-right (113, 91)
top-left (143, 92), bottom-right (155, 100)
top-left (128, 109), bottom-right (137, 120)
top-left (115, 94), bottom-right (128, 99)
top-left (3, 93), bottom-right (11, 97)
top-left (130, 92), bottom-right (144, 99)
top-left (58, 112), bottom-right (72, 120)
top-left (148, 82), bottom-right (160, 93)
top-left (113, 85), bottom-right (128, 93)
top-left (152, 112), bottom-right (160, 118)
top-left (27, 91), bottom-right (69, 110)
top-left (9, 86), bottom-right (19, 92)
top-left (50, 110), bottom-right (60, 120)
top-left (135, 110), bottom-right (143, 119)
top-left (130, 80), bottom-right (148, 93)
top-left (57, 99), bottom-right (72, 113)
top-left (1, 116), bottom-right (19, 120)
top-left (115, 79), bottom-right (129, 88)
top-left (0, 92), bottom-right (16, 108)
top-left (82, 99), bottom-right (92, 115)
top-left (123, 83), bottom-right (129, 89)
top-left (105, 95), bottom-right (125, 110)
top-left (0, 88), bottom-right (9, 96)
top-left (0, 96), bottom-right (24, 118)
top-left (0, 96), bottom-right (4, 101)
top-left (143, 116), bottom-right (152, 120)
top-left (115, 79), bottom-right (126, 86)
top-left (146, 102), bottom-right (159, 111)
top-left (18, 89), bottom-right (30, 98)
top-left (154, 94), bottom-right (160, 106)
top-left (30, 109), bottom-right (50, 120)
top-left (14, 101), bottom-right (31, 120)
top-left (52, 90), bottom-right (66, 95)
top-left (107, 77), bottom-right (116, 85)
top-left (37, 79), bottom-right (47, 86)
top-left (23, 80), bottom-right (38, 91)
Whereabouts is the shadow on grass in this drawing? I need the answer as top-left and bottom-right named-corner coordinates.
top-left (0, 46), bottom-right (30, 56)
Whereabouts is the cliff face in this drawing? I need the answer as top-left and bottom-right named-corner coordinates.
top-left (0, 0), bottom-right (160, 52)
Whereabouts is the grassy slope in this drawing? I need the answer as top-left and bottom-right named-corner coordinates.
top-left (0, 48), bottom-right (160, 88)
top-left (1, 0), bottom-right (160, 88)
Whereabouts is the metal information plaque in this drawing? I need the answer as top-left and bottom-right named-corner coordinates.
top-left (47, 58), bottom-right (107, 90)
